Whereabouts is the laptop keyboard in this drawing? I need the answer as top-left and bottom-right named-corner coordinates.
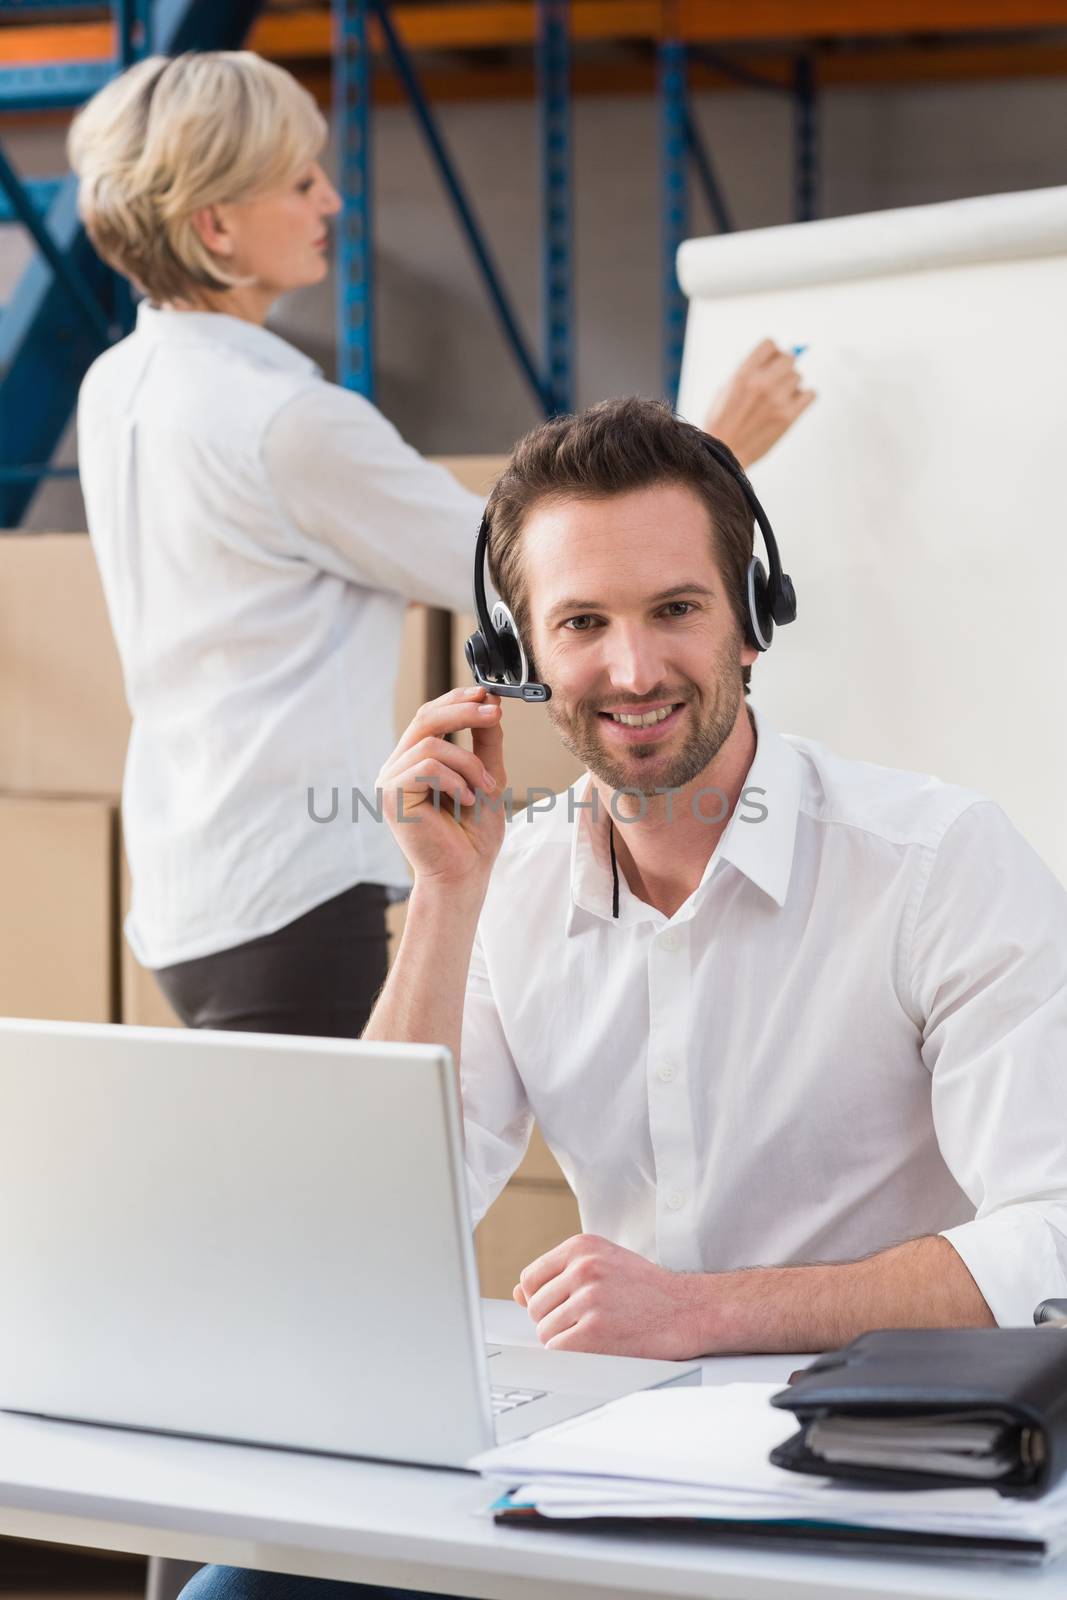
top-left (490, 1385), bottom-right (546, 1415)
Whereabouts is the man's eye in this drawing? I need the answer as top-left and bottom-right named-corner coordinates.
top-left (563, 615), bottom-right (598, 632)
top-left (662, 601), bottom-right (694, 617)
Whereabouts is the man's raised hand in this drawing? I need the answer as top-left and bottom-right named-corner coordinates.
top-left (376, 684), bottom-right (507, 891)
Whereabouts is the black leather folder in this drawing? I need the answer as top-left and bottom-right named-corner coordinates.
top-left (770, 1328), bottom-right (1067, 1498)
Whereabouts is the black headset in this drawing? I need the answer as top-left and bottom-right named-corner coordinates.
top-left (463, 434), bottom-right (797, 704)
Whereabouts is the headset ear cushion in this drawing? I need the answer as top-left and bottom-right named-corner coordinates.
top-left (774, 572), bottom-right (798, 627)
top-left (496, 630), bottom-right (524, 683)
top-left (490, 602), bottom-right (527, 684)
top-left (464, 631), bottom-right (491, 679)
top-left (746, 557), bottom-right (774, 652)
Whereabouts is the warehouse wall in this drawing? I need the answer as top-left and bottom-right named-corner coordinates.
top-left (2, 72), bottom-right (1066, 530)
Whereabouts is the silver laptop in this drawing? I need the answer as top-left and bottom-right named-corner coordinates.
top-left (0, 1018), bottom-right (699, 1469)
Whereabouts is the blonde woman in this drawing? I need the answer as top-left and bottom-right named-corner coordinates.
top-left (69, 51), bottom-right (489, 1036)
top-left (70, 50), bottom-right (811, 1042)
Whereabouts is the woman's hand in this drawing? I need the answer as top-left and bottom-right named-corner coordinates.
top-left (704, 338), bottom-right (815, 468)
top-left (376, 684), bottom-right (507, 893)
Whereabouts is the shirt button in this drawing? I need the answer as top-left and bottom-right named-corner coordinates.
top-left (666, 1191), bottom-right (685, 1211)
top-left (659, 930), bottom-right (680, 952)
top-left (656, 1060), bottom-right (676, 1083)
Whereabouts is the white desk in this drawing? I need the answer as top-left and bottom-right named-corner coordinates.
top-left (1, 1301), bottom-right (1063, 1600)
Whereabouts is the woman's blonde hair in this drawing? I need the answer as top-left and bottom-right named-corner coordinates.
top-left (68, 51), bottom-right (327, 302)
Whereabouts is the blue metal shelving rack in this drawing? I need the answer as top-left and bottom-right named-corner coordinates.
top-left (537, 0), bottom-right (573, 416)
top-left (658, 39), bottom-right (822, 404)
top-left (331, 0), bottom-right (574, 417)
top-left (1, 1), bottom-right (823, 520)
top-left (658, 33), bottom-right (689, 407)
top-left (332, 0), bottom-right (374, 397)
top-left (0, 0), bottom-right (266, 525)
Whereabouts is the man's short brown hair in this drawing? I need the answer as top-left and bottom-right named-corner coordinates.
top-left (486, 396), bottom-right (756, 693)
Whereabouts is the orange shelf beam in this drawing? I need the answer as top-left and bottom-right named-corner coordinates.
top-left (678, 0), bottom-right (1067, 40)
top-left (7, 1), bottom-right (1067, 69)
top-left (292, 42), bottom-right (1067, 105)
top-left (1, 23), bottom-right (112, 64)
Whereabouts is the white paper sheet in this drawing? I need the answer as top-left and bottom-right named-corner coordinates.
top-left (473, 1383), bottom-right (1067, 1552)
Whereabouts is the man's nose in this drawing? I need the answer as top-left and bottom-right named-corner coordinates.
top-left (602, 624), bottom-right (668, 698)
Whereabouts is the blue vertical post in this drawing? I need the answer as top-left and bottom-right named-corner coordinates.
top-left (0, 145), bottom-right (111, 346)
top-left (682, 106), bottom-right (733, 237)
top-left (116, 0), bottom-right (152, 67)
top-left (333, 0), bottom-right (375, 398)
top-left (537, 0), bottom-right (573, 416)
top-left (117, 0), bottom-right (139, 67)
top-left (793, 53), bottom-right (819, 224)
top-left (658, 36), bottom-right (688, 406)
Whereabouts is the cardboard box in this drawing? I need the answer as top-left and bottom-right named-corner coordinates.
top-left (0, 795), bottom-right (118, 1022)
top-left (515, 1126), bottom-right (565, 1184)
top-left (475, 1180), bottom-right (581, 1300)
top-left (116, 848), bottom-right (180, 1027)
top-left (430, 456), bottom-right (505, 501)
top-left (0, 450), bottom-right (502, 797)
top-left (4, 465), bottom-right (491, 1017)
top-left (0, 528), bottom-right (447, 796)
top-left (121, 953), bottom-right (183, 1028)
top-left (0, 534), bottom-right (130, 797)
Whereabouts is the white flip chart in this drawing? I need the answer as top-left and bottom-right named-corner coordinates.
top-left (677, 186), bottom-right (1067, 884)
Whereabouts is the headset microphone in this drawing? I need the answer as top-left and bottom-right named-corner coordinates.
top-left (463, 433), bottom-right (796, 702)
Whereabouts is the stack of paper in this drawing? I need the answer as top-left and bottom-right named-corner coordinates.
top-left (470, 1384), bottom-right (1067, 1562)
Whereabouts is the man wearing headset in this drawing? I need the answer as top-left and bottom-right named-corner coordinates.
top-left (179, 397), bottom-right (1067, 1600)
top-left (364, 395), bottom-right (1067, 1358)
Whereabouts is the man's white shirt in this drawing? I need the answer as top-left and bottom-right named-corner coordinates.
top-left (78, 303), bottom-right (479, 967)
top-left (460, 705), bottom-right (1067, 1327)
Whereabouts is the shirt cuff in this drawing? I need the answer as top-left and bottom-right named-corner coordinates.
top-left (941, 1205), bottom-right (1067, 1327)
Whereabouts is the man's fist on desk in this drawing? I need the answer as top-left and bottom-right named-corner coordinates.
top-left (514, 1233), bottom-right (707, 1361)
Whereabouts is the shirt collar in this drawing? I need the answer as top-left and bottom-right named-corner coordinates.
top-left (565, 702), bottom-right (803, 932)
top-left (134, 301), bottom-right (321, 378)
top-left (715, 703), bottom-right (803, 910)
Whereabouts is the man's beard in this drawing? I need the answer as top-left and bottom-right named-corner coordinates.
top-left (547, 650), bottom-right (746, 798)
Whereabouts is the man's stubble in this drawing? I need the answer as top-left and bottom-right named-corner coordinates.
top-left (546, 631), bottom-right (748, 798)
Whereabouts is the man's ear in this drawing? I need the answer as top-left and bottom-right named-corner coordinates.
top-left (189, 204), bottom-right (233, 258)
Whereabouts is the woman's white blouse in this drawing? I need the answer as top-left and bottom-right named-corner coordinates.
top-left (78, 303), bottom-right (480, 968)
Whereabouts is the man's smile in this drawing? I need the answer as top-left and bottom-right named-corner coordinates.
top-left (595, 701), bottom-right (686, 743)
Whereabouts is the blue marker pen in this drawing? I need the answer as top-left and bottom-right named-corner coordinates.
top-left (791, 343), bottom-right (808, 357)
